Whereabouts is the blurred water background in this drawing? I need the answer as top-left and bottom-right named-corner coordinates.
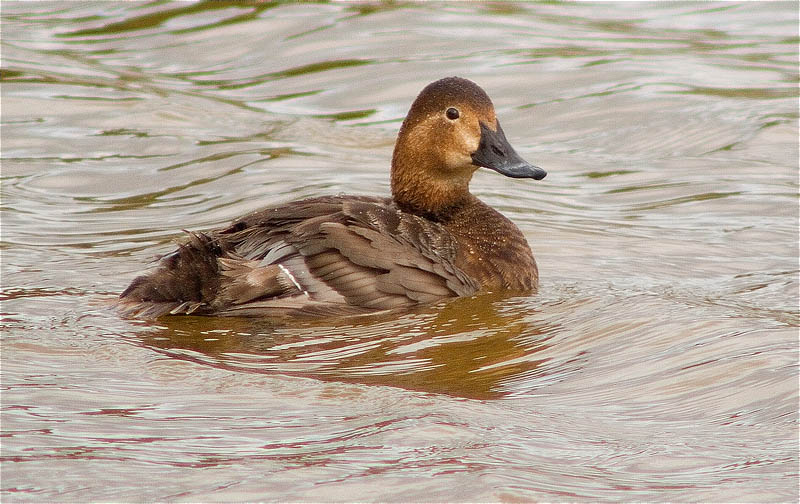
top-left (1, 1), bottom-right (798, 501)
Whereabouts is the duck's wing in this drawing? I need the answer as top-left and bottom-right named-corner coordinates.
top-left (117, 196), bottom-right (365, 319)
top-left (214, 198), bottom-right (479, 317)
top-left (118, 196), bottom-right (479, 319)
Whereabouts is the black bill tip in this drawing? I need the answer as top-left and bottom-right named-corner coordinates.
top-left (497, 161), bottom-right (547, 180)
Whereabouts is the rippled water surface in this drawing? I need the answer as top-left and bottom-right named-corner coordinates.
top-left (2, 1), bottom-right (798, 501)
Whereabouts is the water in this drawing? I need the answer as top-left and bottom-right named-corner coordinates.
top-left (2, 1), bottom-right (798, 501)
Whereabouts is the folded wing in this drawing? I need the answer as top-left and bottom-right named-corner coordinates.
top-left (118, 196), bottom-right (478, 319)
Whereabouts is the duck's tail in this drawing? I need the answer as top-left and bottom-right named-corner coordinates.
top-left (117, 232), bottom-right (223, 319)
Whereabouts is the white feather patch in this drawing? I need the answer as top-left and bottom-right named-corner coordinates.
top-left (278, 264), bottom-right (309, 298)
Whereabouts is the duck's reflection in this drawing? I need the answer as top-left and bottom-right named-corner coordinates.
top-left (136, 292), bottom-right (556, 399)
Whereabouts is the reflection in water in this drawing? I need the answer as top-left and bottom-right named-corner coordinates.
top-left (137, 293), bottom-right (555, 399)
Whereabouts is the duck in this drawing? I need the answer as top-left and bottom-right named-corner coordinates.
top-left (118, 76), bottom-right (547, 319)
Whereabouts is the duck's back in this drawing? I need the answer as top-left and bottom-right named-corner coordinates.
top-left (118, 195), bottom-right (480, 319)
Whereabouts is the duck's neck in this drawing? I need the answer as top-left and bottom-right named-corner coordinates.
top-left (390, 146), bottom-right (474, 222)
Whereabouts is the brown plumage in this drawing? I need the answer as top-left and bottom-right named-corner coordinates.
top-left (118, 77), bottom-right (546, 319)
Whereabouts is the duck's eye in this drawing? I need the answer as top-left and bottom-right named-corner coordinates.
top-left (446, 107), bottom-right (460, 120)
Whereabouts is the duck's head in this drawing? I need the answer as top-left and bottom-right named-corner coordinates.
top-left (391, 76), bottom-right (546, 218)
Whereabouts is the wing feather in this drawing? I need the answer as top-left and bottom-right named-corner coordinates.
top-left (119, 195), bottom-right (478, 318)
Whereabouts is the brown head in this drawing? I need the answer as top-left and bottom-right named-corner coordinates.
top-left (391, 76), bottom-right (546, 219)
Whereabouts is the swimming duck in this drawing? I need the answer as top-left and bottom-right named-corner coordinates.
top-left (119, 77), bottom-right (546, 318)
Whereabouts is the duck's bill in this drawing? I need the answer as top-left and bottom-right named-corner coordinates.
top-left (471, 120), bottom-right (547, 180)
